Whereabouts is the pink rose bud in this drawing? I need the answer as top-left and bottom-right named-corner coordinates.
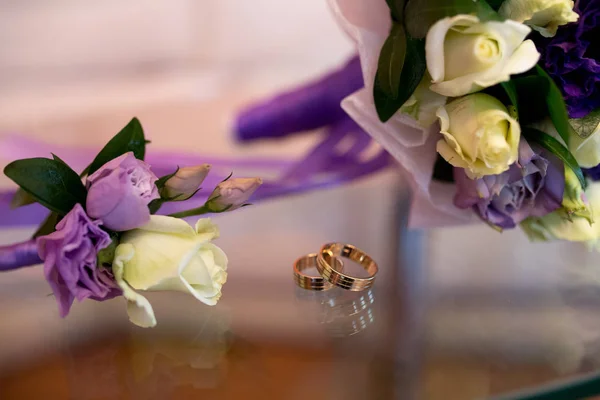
top-left (205, 177), bottom-right (263, 212)
top-left (163, 164), bottom-right (211, 200)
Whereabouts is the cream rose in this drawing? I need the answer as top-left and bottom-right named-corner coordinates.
top-left (426, 14), bottom-right (540, 97)
top-left (436, 93), bottom-right (521, 178)
top-left (112, 216), bottom-right (227, 328)
top-left (499, 0), bottom-right (579, 38)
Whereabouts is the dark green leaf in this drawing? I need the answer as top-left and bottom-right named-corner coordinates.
top-left (10, 188), bottom-right (37, 209)
top-left (485, 0), bottom-right (505, 10)
top-left (51, 153), bottom-right (69, 167)
top-left (88, 117), bottom-right (146, 175)
top-left (432, 155), bottom-right (454, 183)
top-left (509, 75), bottom-right (549, 124)
top-left (79, 165), bottom-right (90, 178)
top-left (386, 0), bottom-right (406, 21)
top-left (374, 36), bottom-right (426, 122)
top-left (500, 81), bottom-right (519, 110)
top-left (155, 167), bottom-right (179, 191)
top-left (4, 158), bottom-right (87, 215)
top-left (405, 0), bottom-right (500, 39)
top-left (536, 65), bottom-right (573, 144)
top-left (376, 23), bottom-right (407, 99)
top-left (148, 198), bottom-right (164, 214)
top-left (570, 108), bottom-right (600, 140)
top-left (33, 212), bottom-right (60, 238)
top-left (523, 127), bottom-right (586, 190)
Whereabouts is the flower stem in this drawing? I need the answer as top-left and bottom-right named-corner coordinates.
top-left (168, 204), bottom-right (210, 219)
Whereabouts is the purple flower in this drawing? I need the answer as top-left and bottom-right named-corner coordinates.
top-left (37, 204), bottom-right (121, 317)
top-left (535, 0), bottom-right (600, 118)
top-left (584, 165), bottom-right (600, 180)
top-left (454, 141), bottom-right (565, 229)
top-left (86, 152), bottom-right (159, 231)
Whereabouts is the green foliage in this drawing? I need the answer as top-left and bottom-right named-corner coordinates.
top-left (88, 117), bottom-right (146, 175)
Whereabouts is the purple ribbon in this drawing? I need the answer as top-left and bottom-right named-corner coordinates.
top-left (235, 56), bottom-right (363, 142)
top-left (0, 239), bottom-right (41, 271)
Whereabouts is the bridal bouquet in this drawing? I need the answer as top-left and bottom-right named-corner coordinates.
top-left (0, 118), bottom-right (261, 327)
top-left (329, 0), bottom-right (600, 247)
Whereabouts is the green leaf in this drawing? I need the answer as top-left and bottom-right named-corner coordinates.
top-left (88, 117), bottom-right (146, 175)
top-left (386, 0), bottom-right (406, 21)
top-left (522, 127), bottom-right (586, 190)
top-left (376, 23), bottom-right (407, 99)
top-left (405, 0), bottom-right (500, 39)
top-left (97, 234), bottom-right (119, 267)
top-left (51, 153), bottom-right (69, 167)
top-left (374, 35), bottom-right (426, 122)
top-left (485, 0), bottom-right (505, 10)
top-left (10, 188), bottom-right (37, 209)
top-left (432, 155), bottom-right (454, 183)
top-left (32, 212), bottom-right (60, 238)
top-left (570, 108), bottom-right (600, 140)
top-left (500, 81), bottom-right (519, 111)
top-left (155, 167), bottom-right (179, 191)
top-left (4, 158), bottom-right (87, 215)
top-left (149, 167), bottom-right (180, 214)
top-left (536, 65), bottom-right (573, 144)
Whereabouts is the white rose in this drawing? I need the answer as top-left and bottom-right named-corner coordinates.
top-left (499, 0), bottom-right (579, 38)
top-left (436, 93), bottom-right (521, 178)
top-left (426, 14), bottom-right (540, 97)
top-left (112, 216), bottom-right (227, 328)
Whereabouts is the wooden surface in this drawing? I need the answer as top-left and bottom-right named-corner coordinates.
top-left (0, 337), bottom-right (588, 400)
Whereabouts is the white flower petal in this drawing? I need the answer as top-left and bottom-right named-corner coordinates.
top-left (426, 15), bottom-right (480, 83)
top-left (194, 218), bottom-right (220, 241)
top-left (136, 215), bottom-right (196, 236)
top-left (502, 40), bottom-right (541, 76)
top-left (113, 244), bottom-right (157, 328)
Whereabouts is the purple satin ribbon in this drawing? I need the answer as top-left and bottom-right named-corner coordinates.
top-left (235, 56), bottom-right (363, 142)
top-left (0, 239), bottom-right (41, 271)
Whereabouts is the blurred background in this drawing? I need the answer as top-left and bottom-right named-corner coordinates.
top-left (2, 1), bottom-right (600, 399)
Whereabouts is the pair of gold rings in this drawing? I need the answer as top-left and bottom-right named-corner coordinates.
top-left (293, 243), bottom-right (378, 292)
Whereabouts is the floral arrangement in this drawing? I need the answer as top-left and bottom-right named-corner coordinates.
top-left (325, 0), bottom-right (600, 247)
top-left (0, 118), bottom-right (262, 327)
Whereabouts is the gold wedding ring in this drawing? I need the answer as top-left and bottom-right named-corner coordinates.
top-left (316, 243), bottom-right (377, 291)
top-left (293, 253), bottom-right (343, 291)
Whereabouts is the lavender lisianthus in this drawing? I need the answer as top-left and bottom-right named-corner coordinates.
top-left (86, 152), bottom-right (159, 231)
top-left (454, 141), bottom-right (565, 229)
top-left (535, 0), bottom-right (600, 118)
top-left (37, 204), bottom-right (121, 317)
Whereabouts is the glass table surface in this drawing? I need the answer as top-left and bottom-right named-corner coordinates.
top-left (0, 177), bottom-right (598, 400)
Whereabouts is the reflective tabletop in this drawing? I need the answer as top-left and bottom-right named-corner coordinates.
top-left (1, 176), bottom-right (598, 400)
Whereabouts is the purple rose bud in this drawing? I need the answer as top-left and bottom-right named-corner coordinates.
top-left (37, 204), bottom-right (121, 317)
top-left (205, 177), bottom-right (262, 212)
top-left (86, 152), bottom-right (159, 231)
top-left (454, 140), bottom-right (565, 229)
top-left (163, 164), bottom-right (211, 200)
